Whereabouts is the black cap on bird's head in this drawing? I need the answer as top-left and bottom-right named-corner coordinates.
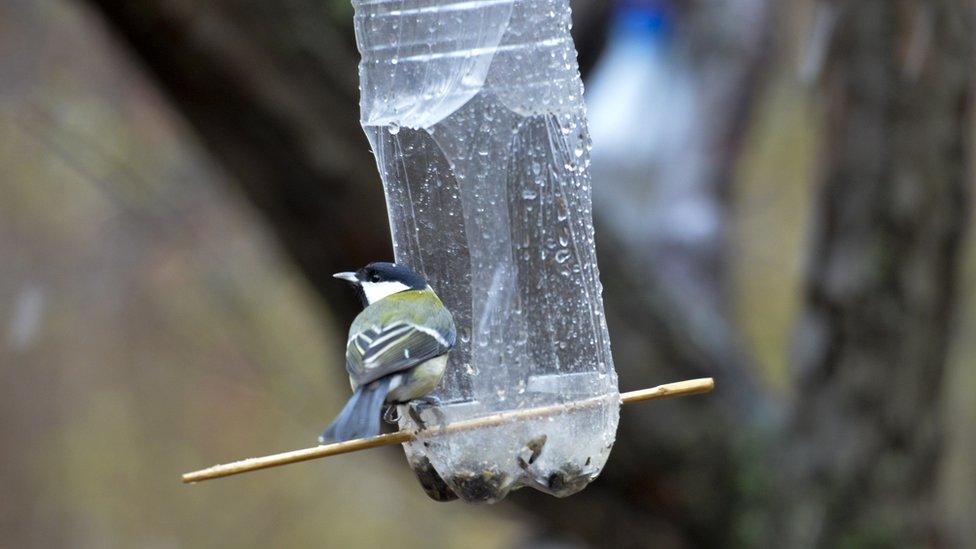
top-left (334, 262), bottom-right (428, 287)
top-left (333, 262), bottom-right (429, 305)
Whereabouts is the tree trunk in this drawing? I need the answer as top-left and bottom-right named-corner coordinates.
top-left (82, 0), bottom-right (392, 325)
top-left (776, 1), bottom-right (973, 546)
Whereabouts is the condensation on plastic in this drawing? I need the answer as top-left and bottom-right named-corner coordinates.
top-left (352, 0), bottom-right (620, 502)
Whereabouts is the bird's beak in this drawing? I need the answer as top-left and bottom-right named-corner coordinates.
top-left (333, 271), bottom-right (360, 284)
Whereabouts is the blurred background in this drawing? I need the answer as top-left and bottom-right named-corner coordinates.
top-left (1, 0), bottom-right (973, 547)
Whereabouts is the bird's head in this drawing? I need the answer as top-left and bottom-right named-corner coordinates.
top-left (333, 262), bottom-right (429, 306)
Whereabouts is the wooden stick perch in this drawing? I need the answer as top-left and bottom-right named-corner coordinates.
top-left (182, 377), bottom-right (714, 484)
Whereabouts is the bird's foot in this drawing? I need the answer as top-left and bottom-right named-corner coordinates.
top-left (382, 404), bottom-right (401, 424)
top-left (408, 396), bottom-right (447, 432)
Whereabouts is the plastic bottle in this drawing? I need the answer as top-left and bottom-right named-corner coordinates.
top-left (352, 0), bottom-right (619, 502)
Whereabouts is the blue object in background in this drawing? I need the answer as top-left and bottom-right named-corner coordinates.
top-left (588, 0), bottom-right (717, 248)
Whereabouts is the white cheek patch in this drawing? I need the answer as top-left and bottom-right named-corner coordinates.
top-left (361, 280), bottom-right (411, 304)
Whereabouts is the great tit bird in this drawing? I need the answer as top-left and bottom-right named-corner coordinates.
top-left (320, 262), bottom-right (456, 443)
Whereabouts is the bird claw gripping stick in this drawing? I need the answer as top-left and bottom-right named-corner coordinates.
top-left (353, 0), bottom-right (620, 502)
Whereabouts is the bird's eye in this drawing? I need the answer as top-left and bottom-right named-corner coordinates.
top-left (371, 274), bottom-right (381, 282)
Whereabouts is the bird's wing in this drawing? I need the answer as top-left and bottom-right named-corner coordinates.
top-left (346, 320), bottom-right (452, 387)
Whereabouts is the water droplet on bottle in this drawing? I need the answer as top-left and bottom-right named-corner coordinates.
top-left (388, 123), bottom-right (400, 135)
top-left (522, 189), bottom-right (537, 200)
top-left (555, 249), bottom-right (571, 263)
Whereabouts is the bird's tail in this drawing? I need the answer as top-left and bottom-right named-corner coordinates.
top-left (320, 377), bottom-right (393, 443)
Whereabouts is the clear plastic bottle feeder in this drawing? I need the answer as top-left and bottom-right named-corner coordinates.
top-left (353, 0), bottom-right (620, 502)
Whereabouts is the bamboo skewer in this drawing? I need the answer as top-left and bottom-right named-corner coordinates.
top-left (182, 377), bottom-right (714, 484)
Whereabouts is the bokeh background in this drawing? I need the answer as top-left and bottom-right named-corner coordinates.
top-left (1, 0), bottom-right (973, 547)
